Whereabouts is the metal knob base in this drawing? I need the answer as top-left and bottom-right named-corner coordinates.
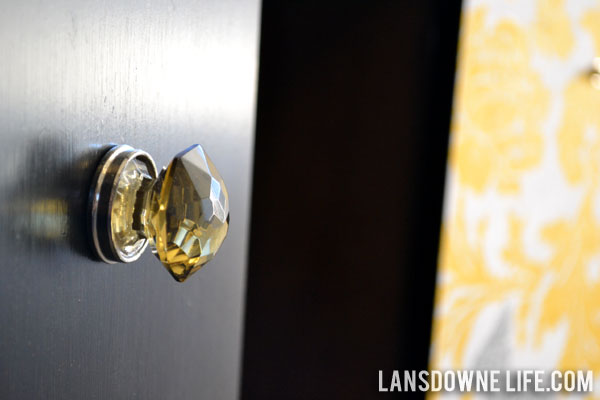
top-left (88, 145), bottom-right (158, 264)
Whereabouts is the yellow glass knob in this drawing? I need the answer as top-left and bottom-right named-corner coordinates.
top-left (89, 144), bottom-right (230, 282)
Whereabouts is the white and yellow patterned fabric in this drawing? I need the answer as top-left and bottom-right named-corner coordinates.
top-left (431, 0), bottom-right (600, 394)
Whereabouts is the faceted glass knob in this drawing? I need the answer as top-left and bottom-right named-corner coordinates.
top-left (89, 144), bottom-right (230, 282)
top-left (145, 145), bottom-right (230, 281)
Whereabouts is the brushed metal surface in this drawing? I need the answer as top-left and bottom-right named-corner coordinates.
top-left (0, 1), bottom-right (260, 399)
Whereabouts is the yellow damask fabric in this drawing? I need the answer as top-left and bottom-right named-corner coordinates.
top-left (431, 0), bottom-right (600, 393)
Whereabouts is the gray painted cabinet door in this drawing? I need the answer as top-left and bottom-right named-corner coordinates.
top-left (0, 1), bottom-right (260, 398)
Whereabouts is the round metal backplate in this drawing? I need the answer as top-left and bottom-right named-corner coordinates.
top-left (88, 145), bottom-right (158, 264)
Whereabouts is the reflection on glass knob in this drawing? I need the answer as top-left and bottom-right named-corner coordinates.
top-left (88, 144), bottom-right (230, 282)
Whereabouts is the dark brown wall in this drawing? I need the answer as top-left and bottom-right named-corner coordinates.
top-left (242, 1), bottom-right (462, 399)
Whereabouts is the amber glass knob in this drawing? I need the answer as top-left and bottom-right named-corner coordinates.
top-left (89, 144), bottom-right (230, 282)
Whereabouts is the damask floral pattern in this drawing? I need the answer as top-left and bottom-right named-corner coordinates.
top-left (431, 0), bottom-right (600, 395)
top-left (451, 8), bottom-right (548, 193)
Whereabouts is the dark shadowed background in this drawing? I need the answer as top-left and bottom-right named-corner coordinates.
top-left (242, 0), bottom-right (462, 399)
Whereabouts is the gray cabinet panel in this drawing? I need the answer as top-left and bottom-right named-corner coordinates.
top-left (0, 1), bottom-right (260, 398)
